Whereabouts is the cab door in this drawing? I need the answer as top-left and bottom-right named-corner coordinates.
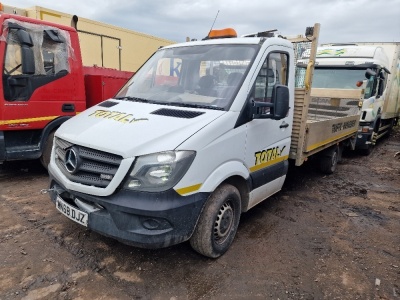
top-left (2, 21), bottom-right (73, 130)
top-left (245, 48), bottom-right (292, 209)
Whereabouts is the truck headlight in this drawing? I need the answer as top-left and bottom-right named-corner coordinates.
top-left (124, 151), bottom-right (196, 192)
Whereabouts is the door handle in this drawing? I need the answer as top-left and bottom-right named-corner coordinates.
top-left (62, 103), bottom-right (75, 112)
top-left (280, 122), bottom-right (289, 128)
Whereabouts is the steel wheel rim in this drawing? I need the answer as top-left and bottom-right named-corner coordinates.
top-left (213, 201), bottom-right (234, 244)
top-left (331, 150), bottom-right (338, 171)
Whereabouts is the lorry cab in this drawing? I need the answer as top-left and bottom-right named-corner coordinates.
top-left (301, 44), bottom-right (392, 153)
top-left (0, 14), bottom-right (86, 164)
top-left (311, 45), bottom-right (389, 103)
top-left (48, 27), bottom-right (295, 258)
top-left (0, 13), bottom-right (133, 167)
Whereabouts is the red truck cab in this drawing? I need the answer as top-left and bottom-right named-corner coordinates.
top-left (0, 14), bottom-right (132, 167)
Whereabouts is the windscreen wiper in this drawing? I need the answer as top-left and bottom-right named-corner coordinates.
top-left (114, 96), bottom-right (162, 105)
top-left (167, 102), bottom-right (224, 110)
top-left (114, 96), bottom-right (148, 102)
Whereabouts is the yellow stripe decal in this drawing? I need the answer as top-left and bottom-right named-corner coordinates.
top-left (249, 155), bottom-right (289, 173)
top-left (176, 183), bottom-right (202, 196)
top-left (0, 116), bottom-right (59, 126)
top-left (306, 130), bottom-right (357, 152)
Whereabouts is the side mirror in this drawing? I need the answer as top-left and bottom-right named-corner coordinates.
top-left (21, 46), bottom-right (35, 75)
top-left (16, 29), bottom-right (33, 47)
top-left (16, 29), bottom-right (35, 74)
top-left (252, 84), bottom-right (289, 120)
top-left (273, 85), bottom-right (290, 119)
top-left (365, 68), bottom-right (376, 79)
top-left (377, 71), bottom-right (385, 97)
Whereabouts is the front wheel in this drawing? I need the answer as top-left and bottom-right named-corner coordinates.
top-left (360, 124), bottom-right (379, 156)
top-left (190, 184), bottom-right (241, 258)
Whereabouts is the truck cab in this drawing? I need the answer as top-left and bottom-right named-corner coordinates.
top-left (47, 27), bottom-right (294, 258)
top-left (0, 14), bottom-right (133, 167)
top-left (302, 44), bottom-right (392, 154)
top-left (0, 14), bottom-right (86, 165)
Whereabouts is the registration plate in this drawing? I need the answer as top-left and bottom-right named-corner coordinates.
top-left (56, 196), bottom-right (88, 227)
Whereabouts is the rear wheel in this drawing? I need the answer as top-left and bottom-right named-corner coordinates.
top-left (190, 184), bottom-right (241, 258)
top-left (319, 145), bottom-right (339, 174)
top-left (40, 131), bottom-right (55, 170)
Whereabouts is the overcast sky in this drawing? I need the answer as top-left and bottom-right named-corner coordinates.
top-left (10, 0), bottom-right (400, 43)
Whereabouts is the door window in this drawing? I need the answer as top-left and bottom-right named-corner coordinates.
top-left (4, 31), bottom-right (23, 75)
top-left (2, 19), bottom-right (72, 101)
top-left (253, 52), bottom-right (288, 102)
top-left (252, 52), bottom-right (288, 115)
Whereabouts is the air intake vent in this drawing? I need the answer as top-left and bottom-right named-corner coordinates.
top-left (151, 108), bottom-right (204, 119)
top-left (98, 101), bottom-right (119, 108)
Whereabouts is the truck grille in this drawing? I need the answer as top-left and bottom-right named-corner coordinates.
top-left (54, 137), bottom-right (122, 188)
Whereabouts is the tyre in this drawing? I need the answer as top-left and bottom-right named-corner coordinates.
top-left (319, 146), bottom-right (338, 174)
top-left (337, 144), bottom-right (344, 163)
top-left (360, 124), bottom-right (378, 156)
top-left (360, 143), bottom-right (374, 156)
top-left (190, 184), bottom-right (241, 258)
top-left (40, 131), bottom-right (55, 170)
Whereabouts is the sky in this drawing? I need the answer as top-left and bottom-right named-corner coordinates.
top-left (8, 0), bottom-right (400, 44)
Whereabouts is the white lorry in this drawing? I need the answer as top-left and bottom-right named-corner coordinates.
top-left (303, 42), bottom-right (400, 154)
top-left (46, 24), bottom-right (364, 258)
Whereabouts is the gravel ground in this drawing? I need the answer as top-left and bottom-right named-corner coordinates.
top-left (0, 128), bottom-right (399, 299)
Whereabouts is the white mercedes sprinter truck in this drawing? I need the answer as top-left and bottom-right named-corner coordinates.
top-left (47, 24), bottom-right (363, 258)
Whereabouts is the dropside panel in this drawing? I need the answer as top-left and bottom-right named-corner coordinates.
top-left (291, 88), bottom-right (362, 163)
top-left (305, 115), bottom-right (359, 152)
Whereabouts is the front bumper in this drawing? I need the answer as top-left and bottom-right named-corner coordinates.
top-left (356, 125), bottom-right (373, 149)
top-left (48, 173), bottom-right (209, 249)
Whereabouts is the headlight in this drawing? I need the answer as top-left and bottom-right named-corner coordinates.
top-left (124, 151), bottom-right (196, 192)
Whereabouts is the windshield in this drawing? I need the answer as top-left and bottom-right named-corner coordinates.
top-left (116, 44), bottom-right (259, 110)
top-left (312, 68), bottom-right (374, 99)
top-left (312, 68), bottom-right (367, 89)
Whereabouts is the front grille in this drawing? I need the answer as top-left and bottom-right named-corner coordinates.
top-left (54, 137), bottom-right (122, 188)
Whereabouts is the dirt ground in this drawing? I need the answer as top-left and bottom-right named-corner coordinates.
top-left (1, 128), bottom-right (399, 300)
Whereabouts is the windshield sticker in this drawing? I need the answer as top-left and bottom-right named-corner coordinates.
top-left (89, 110), bottom-right (149, 124)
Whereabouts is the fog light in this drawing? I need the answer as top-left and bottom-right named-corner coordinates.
top-left (142, 218), bottom-right (161, 230)
top-left (128, 179), bottom-right (141, 188)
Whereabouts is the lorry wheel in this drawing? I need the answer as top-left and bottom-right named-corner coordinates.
top-left (360, 143), bottom-right (374, 156)
top-left (40, 131), bottom-right (55, 170)
top-left (319, 146), bottom-right (338, 174)
top-left (190, 183), bottom-right (241, 258)
top-left (360, 124), bottom-right (379, 156)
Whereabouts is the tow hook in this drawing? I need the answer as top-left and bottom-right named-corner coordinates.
top-left (40, 188), bottom-right (56, 195)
